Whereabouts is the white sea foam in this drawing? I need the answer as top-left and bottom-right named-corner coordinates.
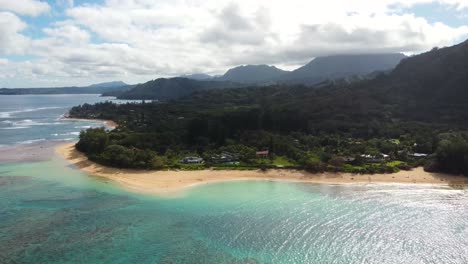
top-left (1, 126), bottom-right (29, 130)
top-left (1, 119), bottom-right (61, 129)
top-left (50, 132), bottom-right (80, 137)
top-left (0, 107), bottom-right (62, 118)
top-left (51, 138), bottom-right (75, 142)
top-left (12, 119), bottom-right (62, 127)
top-left (17, 138), bottom-right (46, 145)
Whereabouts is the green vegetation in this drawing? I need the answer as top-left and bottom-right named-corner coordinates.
top-left (71, 93), bottom-right (466, 175)
top-left (425, 135), bottom-right (468, 175)
top-left (271, 156), bottom-right (296, 167)
top-left (70, 40), bottom-right (468, 176)
top-left (108, 78), bottom-right (243, 100)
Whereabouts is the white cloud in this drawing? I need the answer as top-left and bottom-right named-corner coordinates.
top-left (0, 12), bottom-right (30, 54)
top-left (1, 0), bottom-right (468, 87)
top-left (42, 25), bottom-right (90, 44)
top-left (65, 0), bottom-right (468, 68)
top-left (0, 0), bottom-right (50, 16)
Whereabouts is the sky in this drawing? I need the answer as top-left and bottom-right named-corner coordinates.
top-left (1, 0), bottom-right (468, 88)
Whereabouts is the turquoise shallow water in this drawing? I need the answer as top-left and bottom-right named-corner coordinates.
top-left (0, 95), bottom-right (467, 263)
top-left (1, 159), bottom-right (467, 263)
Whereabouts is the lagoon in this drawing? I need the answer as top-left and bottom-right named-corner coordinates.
top-left (0, 95), bottom-right (467, 263)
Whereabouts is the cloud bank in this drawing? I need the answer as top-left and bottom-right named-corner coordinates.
top-left (1, 0), bottom-right (468, 87)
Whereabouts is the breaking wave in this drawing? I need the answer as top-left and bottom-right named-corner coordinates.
top-left (16, 139), bottom-right (47, 145)
top-left (0, 107), bottom-right (62, 118)
top-left (51, 132), bottom-right (80, 137)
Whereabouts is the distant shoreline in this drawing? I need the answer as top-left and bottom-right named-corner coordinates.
top-left (60, 117), bottom-right (117, 129)
top-left (55, 143), bottom-right (467, 196)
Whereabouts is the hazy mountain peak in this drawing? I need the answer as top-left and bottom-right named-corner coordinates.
top-left (180, 74), bottom-right (213, 80)
top-left (279, 53), bottom-right (407, 85)
top-left (218, 64), bottom-right (289, 83)
top-left (87, 81), bottom-right (128, 88)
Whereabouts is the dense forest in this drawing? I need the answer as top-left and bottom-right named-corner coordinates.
top-left (69, 86), bottom-right (467, 175)
top-left (107, 78), bottom-right (243, 100)
top-left (69, 40), bottom-right (468, 176)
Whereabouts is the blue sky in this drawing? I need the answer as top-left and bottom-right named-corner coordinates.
top-left (404, 2), bottom-right (468, 27)
top-left (1, 0), bottom-right (468, 88)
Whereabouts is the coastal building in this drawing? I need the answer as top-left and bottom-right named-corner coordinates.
top-left (360, 154), bottom-right (390, 163)
top-left (180, 156), bottom-right (204, 164)
top-left (409, 153), bottom-right (429, 158)
top-left (342, 156), bottom-right (356, 163)
top-left (256, 150), bottom-right (269, 158)
top-left (211, 152), bottom-right (240, 164)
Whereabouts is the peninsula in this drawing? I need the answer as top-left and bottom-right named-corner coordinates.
top-left (62, 40), bottom-right (468, 188)
top-left (56, 143), bottom-right (466, 196)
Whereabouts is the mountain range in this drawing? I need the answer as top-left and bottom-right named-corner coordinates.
top-left (0, 53), bottom-right (406, 98)
top-left (216, 64), bottom-right (288, 83)
top-left (176, 39), bottom-right (468, 125)
top-left (278, 53), bottom-right (406, 85)
top-left (360, 42), bottom-right (468, 123)
top-left (111, 53), bottom-right (406, 100)
top-left (185, 53), bottom-right (406, 84)
top-left (110, 78), bottom-right (242, 100)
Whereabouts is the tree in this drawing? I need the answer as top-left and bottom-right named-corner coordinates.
top-left (100, 145), bottom-right (134, 168)
top-left (76, 128), bottom-right (109, 154)
top-left (150, 156), bottom-right (167, 170)
top-left (435, 137), bottom-right (468, 175)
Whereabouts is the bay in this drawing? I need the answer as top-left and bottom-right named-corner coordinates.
top-left (0, 95), bottom-right (466, 264)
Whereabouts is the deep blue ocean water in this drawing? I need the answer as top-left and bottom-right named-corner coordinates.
top-left (0, 95), bottom-right (467, 263)
top-left (0, 95), bottom-right (119, 146)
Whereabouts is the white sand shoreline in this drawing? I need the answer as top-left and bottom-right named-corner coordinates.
top-left (55, 143), bottom-right (467, 196)
top-left (60, 117), bottom-right (117, 129)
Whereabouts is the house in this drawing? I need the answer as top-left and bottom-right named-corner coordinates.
top-left (256, 150), bottom-right (269, 158)
top-left (409, 153), bottom-right (429, 158)
top-left (342, 156), bottom-right (356, 163)
top-left (211, 152), bottom-right (239, 164)
top-left (180, 156), bottom-right (204, 164)
top-left (361, 154), bottom-right (390, 163)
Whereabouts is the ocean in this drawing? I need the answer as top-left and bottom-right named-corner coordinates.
top-left (0, 95), bottom-right (467, 263)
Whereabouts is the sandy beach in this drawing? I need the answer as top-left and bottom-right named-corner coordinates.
top-left (56, 143), bottom-right (467, 196)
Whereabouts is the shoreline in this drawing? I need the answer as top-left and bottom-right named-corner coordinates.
top-left (56, 143), bottom-right (467, 196)
top-left (60, 117), bottom-right (117, 129)
top-left (0, 117), bottom-right (116, 164)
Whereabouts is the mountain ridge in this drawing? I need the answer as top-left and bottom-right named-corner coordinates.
top-left (183, 53), bottom-right (406, 86)
top-left (125, 53), bottom-right (406, 100)
top-left (216, 64), bottom-right (289, 83)
top-left (278, 53), bottom-right (407, 85)
top-left (115, 77), bottom-right (244, 100)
